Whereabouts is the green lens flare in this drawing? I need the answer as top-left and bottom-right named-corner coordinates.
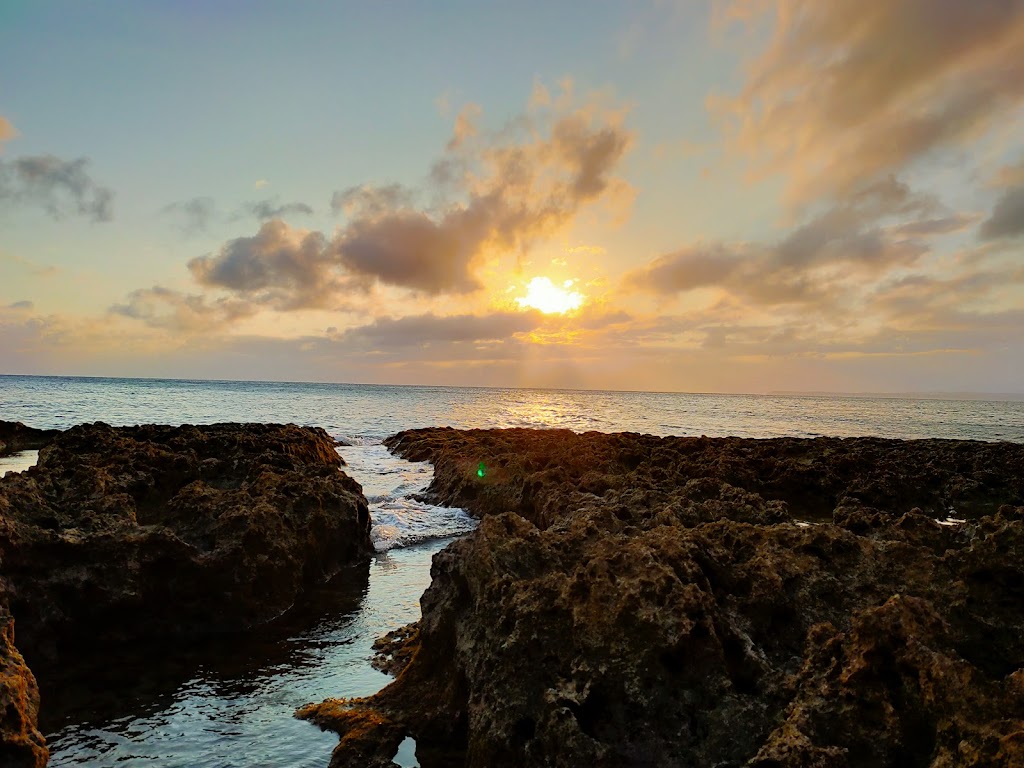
top-left (477, 462), bottom-right (486, 478)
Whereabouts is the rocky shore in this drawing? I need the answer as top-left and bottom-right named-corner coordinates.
top-left (0, 420), bottom-right (373, 766)
top-left (301, 428), bottom-right (1024, 768)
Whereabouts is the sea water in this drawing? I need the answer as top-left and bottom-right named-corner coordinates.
top-left (2, 375), bottom-right (1023, 766)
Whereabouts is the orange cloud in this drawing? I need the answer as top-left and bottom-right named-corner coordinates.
top-left (184, 85), bottom-right (633, 308)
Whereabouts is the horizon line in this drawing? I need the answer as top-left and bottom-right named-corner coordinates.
top-left (1, 372), bottom-right (1022, 402)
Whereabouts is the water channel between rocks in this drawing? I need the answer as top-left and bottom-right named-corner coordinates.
top-left (34, 443), bottom-right (471, 768)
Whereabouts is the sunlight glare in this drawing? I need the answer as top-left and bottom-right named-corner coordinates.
top-left (516, 277), bottom-right (585, 314)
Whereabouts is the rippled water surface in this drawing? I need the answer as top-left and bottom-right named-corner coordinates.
top-left (2, 374), bottom-right (1023, 441)
top-left (2, 375), bottom-right (1023, 766)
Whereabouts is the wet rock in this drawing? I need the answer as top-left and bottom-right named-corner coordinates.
top-left (0, 606), bottom-right (47, 768)
top-left (310, 429), bottom-right (1024, 768)
top-left (0, 422), bottom-right (373, 669)
top-left (371, 621), bottom-right (420, 677)
top-left (0, 422), bottom-right (59, 457)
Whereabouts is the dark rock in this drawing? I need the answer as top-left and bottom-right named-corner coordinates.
top-left (0, 422), bottom-right (59, 457)
top-left (0, 422), bottom-right (373, 669)
top-left (307, 428), bottom-right (1024, 768)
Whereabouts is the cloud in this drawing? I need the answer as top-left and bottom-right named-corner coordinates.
top-left (0, 154), bottom-right (113, 221)
top-left (6, 300), bottom-right (33, 311)
top-left (717, 0), bottom-right (1024, 203)
top-left (162, 197), bottom-right (216, 234)
top-left (338, 310), bottom-right (544, 349)
top-left (891, 215), bottom-right (977, 238)
top-left (187, 219), bottom-right (362, 310)
top-left (189, 87), bottom-right (633, 304)
top-left (0, 117), bottom-right (16, 146)
top-left (331, 184), bottom-right (413, 216)
top-left (242, 199), bottom-right (314, 221)
top-left (627, 178), bottom-right (935, 305)
top-left (979, 185), bottom-right (1024, 239)
top-left (109, 286), bottom-right (257, 332)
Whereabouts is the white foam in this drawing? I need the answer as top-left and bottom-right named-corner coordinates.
top-left (337, 443), bottom-right (477, 552)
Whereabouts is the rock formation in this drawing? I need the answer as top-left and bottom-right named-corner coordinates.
top-left (301, 428), bottom-right (1024, 768)
top-left (0, 422), bottom-right (373, 668)
top-left (0, 605), bottom-right (47, 768)
top-left (0, 422), bottom-right (59, 456)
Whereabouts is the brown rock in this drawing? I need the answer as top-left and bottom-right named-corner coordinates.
top-left (0, 422), bottom-right (373, 669)
top-left (0, 607), bottom-right (47, 768)
top-left (308, 428), bottom-right (1024, 768)
top-left (371, 621), bottom-right (420, 677)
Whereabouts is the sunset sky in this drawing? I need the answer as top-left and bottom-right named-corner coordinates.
top-left (2, 1), bottom-right (1023, 393)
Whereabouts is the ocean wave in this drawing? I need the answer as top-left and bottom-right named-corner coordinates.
top-left (338, 444), bottom-right (476, 552)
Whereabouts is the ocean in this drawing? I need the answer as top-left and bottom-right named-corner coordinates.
top-left (2, 374), bottom-right (1023, 767)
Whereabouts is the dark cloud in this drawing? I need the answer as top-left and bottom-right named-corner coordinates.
top-left (162, 197), bottom-right (216, 234)
top-left (109, 286), bottom-right (257, 332)
top-left (6, 300), bottom-right (33, 310)
top-left (0, 155), bottom-right (113, 221)
top-left (189, 92), bottom-right (633, 304)
top-left (187, 219), bottom-right (364, 310)
top-left (243, 199), bottom-right (314, 221)
top-left (720, 0), bottom-right (1024, 202)
top-left (979, 185), bottom-right (1024, 240)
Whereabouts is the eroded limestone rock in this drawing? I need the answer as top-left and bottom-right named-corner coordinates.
top-left (304, 429), bottom-right (1024, 768)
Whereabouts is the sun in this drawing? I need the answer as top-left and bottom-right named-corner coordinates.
top-left (516, 277), bottom-right (585, 314)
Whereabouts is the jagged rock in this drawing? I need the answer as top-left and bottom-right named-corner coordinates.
top-left (0, 422), bottom-right (373, 669)
top-left (751, 596), bottom-right (1024, 767)
top-left (0, 606), bottom-right (47, 768)
top-left (0, 422), bottom-right (59, 457)
top-left (306, 429), bottom-right (1024, 768)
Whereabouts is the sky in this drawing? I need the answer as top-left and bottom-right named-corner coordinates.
top-left (1, 0), bottom-right (1023, 394)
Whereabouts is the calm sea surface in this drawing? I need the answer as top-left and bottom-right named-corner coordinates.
top-left (2, 374), bottom-right (1023, 441)
top-left (1, 375), bottom-right (1022, 766)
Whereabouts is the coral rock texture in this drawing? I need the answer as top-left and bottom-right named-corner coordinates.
top-left (302, 428), bottom-right (1024, 768)
top-left (0, 422), bottom-right (372, 669)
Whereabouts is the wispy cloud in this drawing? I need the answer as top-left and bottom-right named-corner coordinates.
top-left (242, 199), bottom-right (314, 221)
top-left (0, 155), bottom-right (113, 221)
top-left (716, 0), bottom-right (1024, 204)
top-left (337, 310), bottom-right (544, 349)
top-left (162, 196), bottom-right (216, 234)
top-left (109, 286), bottom-right (257, 332)
top-left (627, 177), bottom-right (939, 306)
